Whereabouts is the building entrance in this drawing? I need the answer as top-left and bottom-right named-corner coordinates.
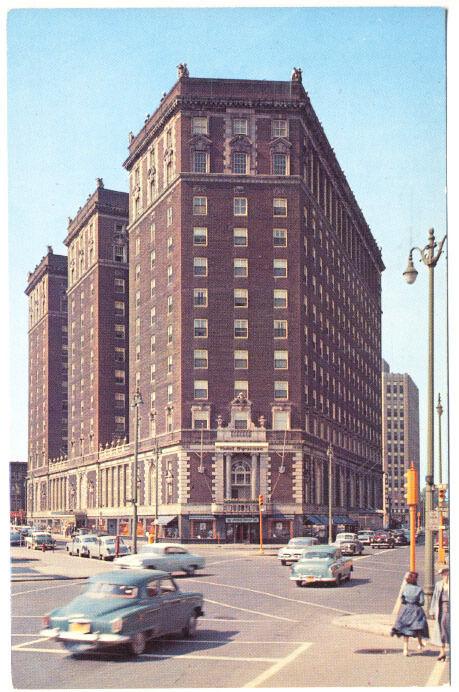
top-left (227, 521), bottom-right (258, 543)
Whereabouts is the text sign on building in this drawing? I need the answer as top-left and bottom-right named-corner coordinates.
top-left (225, 517), bottom-right (259, 524)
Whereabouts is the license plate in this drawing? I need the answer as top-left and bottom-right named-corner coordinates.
top-left (306, 576), bottom-right (315, 582)
top-left (69, 622), bottom-right (90, 634)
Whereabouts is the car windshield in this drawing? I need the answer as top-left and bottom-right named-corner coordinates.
top-left (289, 538), bottom-right (313, 546)
top-left (84, 582), bottom-right (138, 599)
top-left (301, 550), bottom-right (334, 560)
top-left (337, 534), bottom-right (354, 541)
top-left (83, 536), bottom-right (98, 542)
top-left (139, 545), bottom-right (162, 554)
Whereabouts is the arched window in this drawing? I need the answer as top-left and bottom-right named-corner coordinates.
top-left (231, 459), bottom-right (251, 499)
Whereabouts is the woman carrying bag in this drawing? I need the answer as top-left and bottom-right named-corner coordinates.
top-left (429, 566), bottom-right (450, 661)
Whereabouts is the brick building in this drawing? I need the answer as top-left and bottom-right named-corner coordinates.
top-left (10, 461), bottom-right (28, 523)
top-left (26, 67), bottom-right (384, 539)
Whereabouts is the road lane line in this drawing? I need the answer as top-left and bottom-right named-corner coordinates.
top-left (12, 637), bottom-right (49, 649)
top-left (192, 580), bottom-right (351, 615)
top-left (426, 660), bottom-right (448, 687)
top-left (205, 598), bottom-right (297, 622)
top-left (207, 557), bottom-right (254, 566)
top-left (12, 581), bottom-right (84, 597)
top-left (243, 642), bottom-right (312, 688)
top-left (11, 646), bottom-right (67, 655)
top-left (201, 618), bottom-right (258, 623)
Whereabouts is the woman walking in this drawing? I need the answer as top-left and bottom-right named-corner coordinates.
top-left (391, 571), bottom-right (429, 656)
top-left (429, 566), bottom-right (449, 661)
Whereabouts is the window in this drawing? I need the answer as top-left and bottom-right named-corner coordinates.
top-left (114, 245), bottom-right (126, 263)
top-left (193, 196), bottom-right (207, 215)
top-left (114, 278), bottom-right (125, 293)
top-left (135, 237), bottom-right (140, 255)
top-left (115, 392), bottom-right (125, 409)
top-left (114, 301), bottom-right (125, 316)
top-left (194, 319), bottom-right (208, 338)
top-left (193, 413), bottom-right (208, 429)
top-left (274, 259), bottom-right (288, 277)
top-left (194, 349), bottom-right (208, 368)
top-left (234, 288), bottom-right (248, 307)
top-left (234, 319), bottom-right (248, 338)
top-left (272, 153), bottom-right (287, 175)
top-left (232, 152), bottom-right (248, 175)
top-left (150, 278), bottom-right (155, 297)
top-left (150, 335), bottom-right (156, 353)
top-left (167, 296), bottom-right (173, 314)
top-left (194, 380), bottom-right (208, 400)
top-left (167, 236), bottom-right (173, 254)
top-left (150, 250), bottom-right (156, 268)
top-left (167, 325), bottom-right (173, 343)
top-left (193, 227), bottom-right (207, 246)
top-left (192, 117), bottom-right (208, 134)
top-left (194, 257), bottom-right (208, 277)
top-left (274, 289), bottom-right (288, 308)
top-left (274, 320), bottom-right (288, 338)
top-left (115, 324), bottom-right (125, 339)
top-left (234, 258), bottom-right (248, 278)
top-left (167, 265), bottom-right (173, 284)
top-left (233, 118), bottom-right (248, 135)
top-left (115, 347), bottom-right (125, 364)
top-left (150, 306), bottom-right (156, 325)
top-left (167, 355), bottom-right (173, 374)
top-left (233, 227), bottom-right (248, 246)
top-left (272, 409), bottom-right (290, 430)
top-left (192, 151), bottom-right (208, 173)
top-left (274, 381), bottom-right (289, 400)
top-left (234, 380), bottom-right (248, 398)
top-left (272, 120), bottom-right (288, 138)
top-left (193, 288), bottom-right (208, 307)
top-left (115, 416), bottom-right (125, 432)
top-left (166, 207), bottom-right (173, 227)
top-left (167, 384), bottom-right (173, 403)
top-left (115, 370), bottom-right (125, 385)
top-left (234, 350), bottom-right (248, 369)
top-left (135, 290), bottom-right (141, 307)
top-left (274, 350), bottom-right (288, 369)
top-left (273, 198), bottom-right (287, 216)
top-left (273, 228), bottom-right (287, 246)
top-left (234, 197), bottom-right (247, 216)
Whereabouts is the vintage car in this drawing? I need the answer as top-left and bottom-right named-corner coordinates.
top-left (25, 532), bottom-right (56, 550)
top-left (372, 531), bottom-right (395, 549)
top-left (357, 530), bottom-right (375, 545)
top-left (66, 534), bottom-right (99, 557)
top-left (10, 531), bottom-right (22, 546)
top-left (114, 543), bottom-right (205, 576)
top-left (88, 535), bottom-right (130, 560)
top-left (290, 545), bottom-right (353, 587)
top-left (40, 569), bottom-right (204, 656)
top-left (332, 532), bottom-right (364, 556)
top-left (277, 537), bottom-right (319, 565)
top-left (392, 530), bottom-right (409, 546)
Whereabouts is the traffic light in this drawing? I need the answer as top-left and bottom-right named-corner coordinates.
top-left (437, 485), bottom-right (447, 505)
top-left (258, 494), bottom-right (264, 509)
top-left (404, 465), bottom-right (418, 505)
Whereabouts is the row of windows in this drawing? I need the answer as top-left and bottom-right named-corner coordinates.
top-left (191, 349), bottom-right (288, 370)
top-left (192, 196), bottom-right (287, 217)
top-left (192, 319), bottom-right (288, 339)
top-left (192, 151), bottom-right (288, 176)
top-left (191, 288), bottom-right (288, 309)
top-left (193, 380), bottom-right (289, 401)
top-left (191, 226), bottom-right (287, 247)
top-left (192, 116), bottom-right (288, 139)
top-left (192, 257), bottom-right (288, 278)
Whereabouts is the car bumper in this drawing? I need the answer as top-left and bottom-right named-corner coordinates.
top-left (290, 575), bottom-right (335, 583)
top-left (40, 628), bottom-right (131, 647)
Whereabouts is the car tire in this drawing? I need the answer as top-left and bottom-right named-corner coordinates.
top-left (185, 565), bottom-right (196, 577)
top-left (129, 631), bottom-right (147, 656)
top-left (296, 580), bottom-right (303, 587)
top-left (182, 612), bottom-right (198, 638)
top-left (281, 560), bottom-right (287, 566)
top-left (335, 574), bottom-right (341, 587)
top-left (347, 571), bottom-right (352, 582)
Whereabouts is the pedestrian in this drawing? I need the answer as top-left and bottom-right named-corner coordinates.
top-left (429, 566), bottom-right (449, 661)
top-left (390, 571), bottom-right (429, 656)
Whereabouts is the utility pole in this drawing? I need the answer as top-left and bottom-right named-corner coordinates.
top-left (327, 444), bottom-right (333, 543)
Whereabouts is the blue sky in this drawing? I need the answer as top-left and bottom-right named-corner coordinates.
top-left (7, 6), bottom-right (448, 482)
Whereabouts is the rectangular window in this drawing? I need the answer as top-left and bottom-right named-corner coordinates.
top-left (167, 207), bottom-right (173, 226)
top-left (114, 278), bottom-right (125, 293)
top-left (273, 259), bottom-right (288, 277)
top-left (274, 289), bottom-right (288, 308)
top-left (273, 228), bottom-right (287, 246)
top-left (193, 196), bottom-right (207, 215)
top-left (272, 153), bottom-right (287, 175)
top-left (136, 344), bottom-right (141, 361)
top-left (115, 347), bottom-right (125, 363)
top-left (135, 290), bottom-right (141, 307)
top-left (234, 350), bottom-right (248, 369)
top-left (273, 198), bottom-right (287, 216)
top-left (274, 381), bottom-right (289, 399)
top-left (150, 250), bottom-right (156, 268)
top-left (167, 296), bottom-right (173, 314)
top-left (150, 335), bottom-right (156, 353)
top-left (233, 227), bottom-right (248, 246)
top-left (193, 257), bottom-right (208, 277)
top-left (167, 325), bottom-right (173, 344)
top-left (192, 151), bottom-right (208, 173)
top-left (167, 236), bottom-right (173, 254)
top-left (114, 301), bottom-right (125, 316)
top-left (192, 117), bottom-right (208, 134)
top-left (234, 258), bottom-right (248, 278)
top-left (274, 320), bottom-right (288, 338)
top-left (194, 380), bottom-right (208, 400)
top-left (193, 227), bottom-right (208, 246)
top-left (150, 306), bottom-right (156, 325)
top-left (194, 349), bottom-right (208, 368)
top-left (115, 393), bottom-right (125, 409)
top-left (234, 380), bottom-right (248, 398)
top-left (234, 197), bottom-right (248, 216)
top-left (272, 120), bottom-right (288, 138)
top-left (167, 355), bottom-right (173, 374)
top-left (194, 319), bottom-right (208, 338)
top-left (115, 416), bottom-right (125, 432)
top-left (193, 413), bottom-right (208, 429)
top-left (167, 265), bottom-right (173, 284)
top-left (232, 152), bottom-right (248, 174)
top-left (233, 118), bottom-right (248, 135)
top-left (115, 370), bottom-right (125, 385)
top-left (234, 319), bottom-right (248, 338)
top-left (193, 288), bottom-right (208, 307)
top-left (167, 384), bottom-right (173, 403)
top-left (274, 350), bottom-right (288, 369)
top-left (234, 288), bottom-right (248, 307)
top-left (115, 324), bottom-right (125, 339)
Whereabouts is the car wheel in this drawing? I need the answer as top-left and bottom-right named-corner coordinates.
top-left (335, 574), bottom-right (341, 587)
top-left (296, 580), bottom-right (303, 587)
top-left (281, 560), bottom-right (287, 566)
top-left (185, 565), bottom-right (196, 577)
top-left (182, 612), bottom-right (198, 638)
top-left (76, 550), bottom-right (80, 557)
top-left (129, 631), bottom-right (147, 656)
top-left (347, 571), bottom-right (352, 582)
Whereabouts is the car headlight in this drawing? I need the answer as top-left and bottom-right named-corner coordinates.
top-left (111, 618), bottom-right (123, 633)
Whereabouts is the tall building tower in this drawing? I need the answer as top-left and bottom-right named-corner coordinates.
top-left (122, 66), bottom-right (384, 540)
top-left (382, 359), bottom-right (420, 526)
top-left (25, 247), bottom-right (68, 514)
top-left (65, 180), bottom-right (130, 458)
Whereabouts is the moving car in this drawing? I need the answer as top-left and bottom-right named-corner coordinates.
top-left (277, 537), bottom-right (319, 565)
top-left (392, 530), bottom-right (408, 546)
top-left (114, 543), bottom-right (205, 576)
top-left (332, 532), bottom-right (364, 556)
top-left (66, 534), bottom-right (99, 557)
top-left (40, 569), bottom-right (204, 656)
top-left (10, 531), bottom-right (22, 546)
top-left (290, 545), bottom-right (353, 587)
top-left (25, 532), bottom-right (56, 550)
top-left (372, 531), bottom-right (395, 549)
top-left (357, 530), bottom-right (375, 545)
top-left (88, 535), bottom-right (130, 560)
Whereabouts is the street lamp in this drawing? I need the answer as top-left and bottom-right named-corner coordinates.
top-left (436, 394), bottom-right (443, 486)
top-left (436, 394), bottom-right (446, 565)
top-left (403, 228), bottom-right (446, 609)
top-left (149, 409), bottom-right (160, 543)
top-left (131, 388), bottom-right (143, 554)
top-left (327, 444), bottom-right (334, 544)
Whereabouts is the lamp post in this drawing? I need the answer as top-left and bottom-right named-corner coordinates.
top-left (403, 228), bottom-right (446, 609)
top-left (327, 444), bottom-right (334, 543)
top-left (436, 394), bottom-right (445, 565)
top-left (131, 388), bottom-right (143, 554)
top-left (436, 394), bottom-right (443, 486)
top-left (150, 409), bottom-right (160, 543)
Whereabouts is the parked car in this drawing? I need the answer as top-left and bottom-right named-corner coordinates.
top-left (25, 532), bottom-right (56, 550)
top-left (10, 531), bottom-right (22, 546)
top-left (277, 537), bottom-right (319, 565)
top-left (290, 545), bottom-right (353, 587)
top-left (372, 531), bottom-right (395, 549)
top-left (66, 534), bottom-right (99, 557)
top-left (88, 535), bottom-right (130, 561)
top-left (40, 569), bottom-right (204, 656)
top-left (392, 531), bottom-right (409, 546)
top-left (114, 543), bottom-right (205, 576)
top-left (332, 532), bottom-right (364, 556)
top-left (357, 530), bottom-right (375, 545)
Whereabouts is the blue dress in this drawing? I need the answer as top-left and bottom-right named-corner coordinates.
top-left (391, 584), bottom-right (430, 639)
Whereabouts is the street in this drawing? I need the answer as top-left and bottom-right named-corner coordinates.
top-left (10, 541), bottom-right (449, 688)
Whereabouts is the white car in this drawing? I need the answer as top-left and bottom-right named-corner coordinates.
top-left (66, 534), bottom-right (99, 557)
top-left (277, 537), bottom-right (319, 565)
top-left (88, 535), bottom-right (130, 561)
top-left (332, 532), bottom-right (364, 556)
top-left (114, 543), bottom-right (205, 576)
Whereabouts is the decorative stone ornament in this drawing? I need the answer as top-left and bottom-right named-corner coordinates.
top-left (177, 63), bottom-right (189, 79)
top-left (291, 67), bottom-right (302, 83)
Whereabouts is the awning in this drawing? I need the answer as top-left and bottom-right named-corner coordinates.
top-left (334, 515), bottom-right (358, 525)
top-left (155, 515), bottom-right (177, 526)
top-left (305, 515), bottom-right (321, 525)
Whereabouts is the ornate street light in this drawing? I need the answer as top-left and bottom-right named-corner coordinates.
top-left (403, 228), bottom-right (446, 609)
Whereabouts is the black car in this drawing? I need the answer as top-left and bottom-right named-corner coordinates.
top-left (372, 531), bottom-right (395, 549)
top-left (393, 532), bottom-right (408, 545)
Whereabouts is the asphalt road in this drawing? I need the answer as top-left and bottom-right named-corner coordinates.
top-left (10, 542), bottom-right (449, 688)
